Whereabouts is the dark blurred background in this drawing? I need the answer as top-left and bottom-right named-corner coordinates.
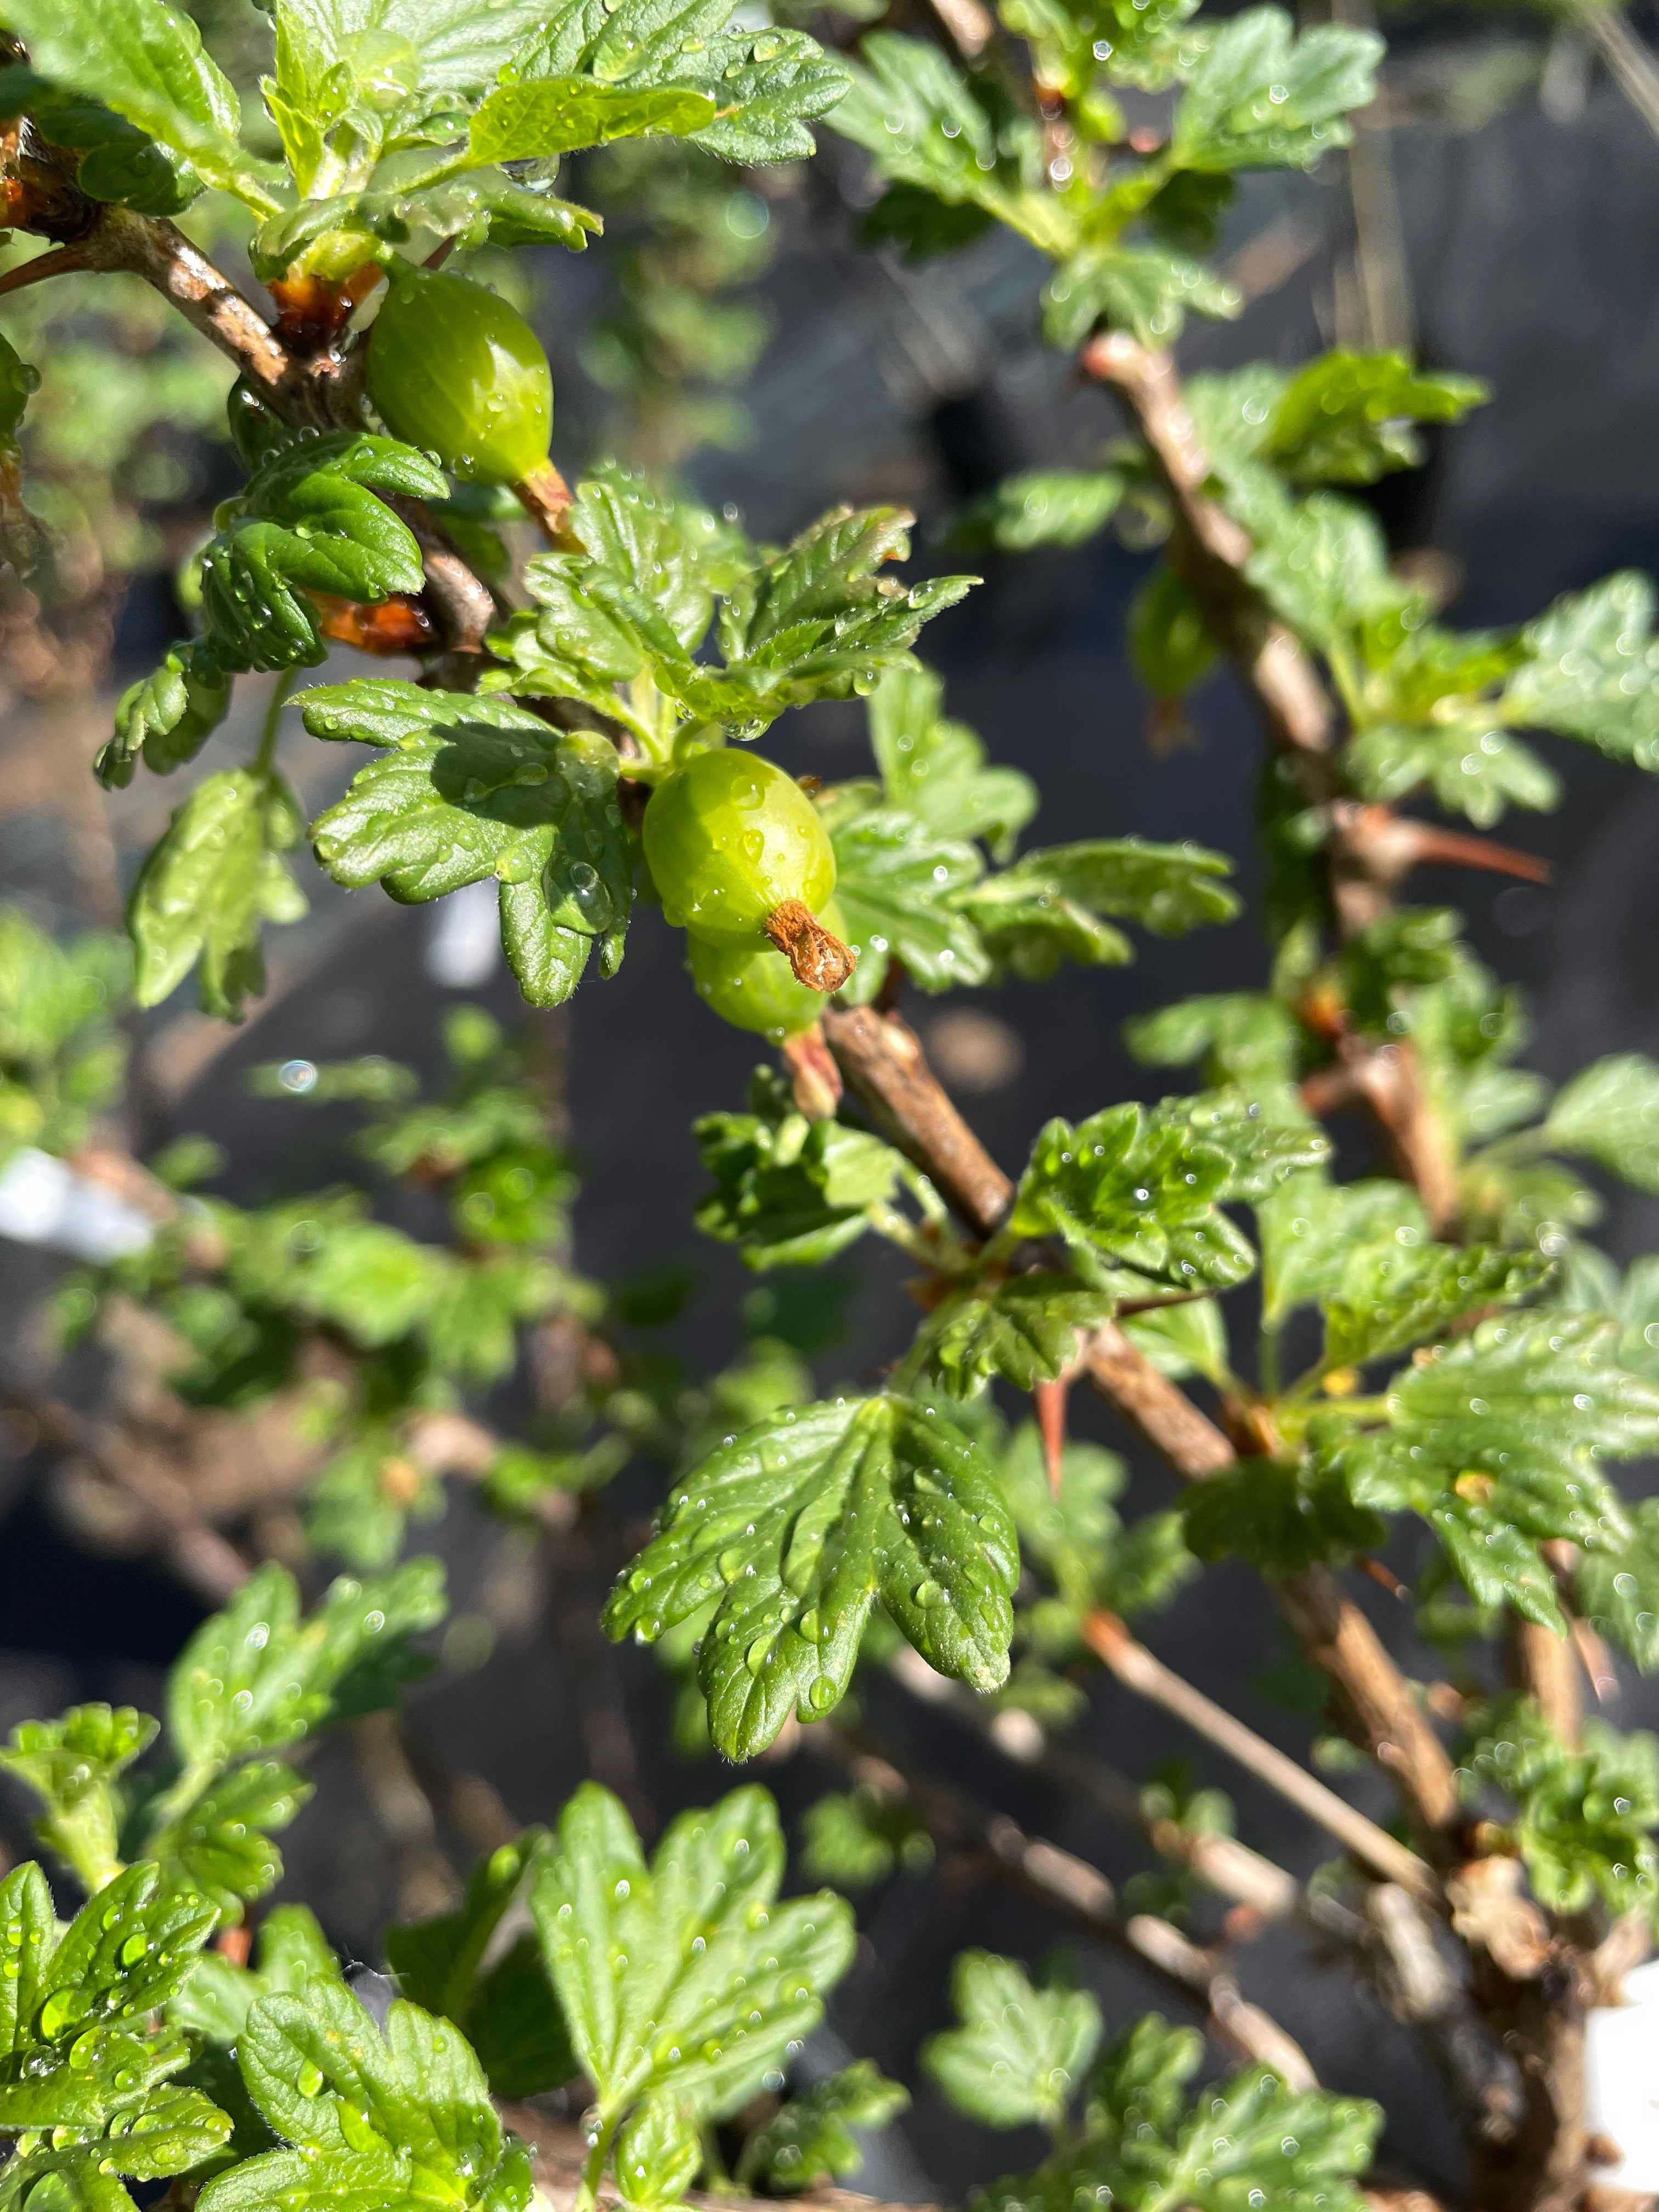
top-left (4, 25), bottom-right (1659, 2200)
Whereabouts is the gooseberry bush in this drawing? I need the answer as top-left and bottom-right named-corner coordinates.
top-left (2, 0), bottom-right (1659, 2208)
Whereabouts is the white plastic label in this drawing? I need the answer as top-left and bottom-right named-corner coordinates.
top-left (1586, 1956), bottom-right (1659, 2188)
top-left (0, 1147), bottom-right (156, 1262)
top-left (425, 878), bottom-right (502, 988)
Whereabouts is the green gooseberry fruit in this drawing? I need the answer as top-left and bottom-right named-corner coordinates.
top-left (644, 749), bottom-right (853, 988)
top-left (689, 898), bottom-right (854, 1037)
top-left (365, 265), bottom-right (554, 489)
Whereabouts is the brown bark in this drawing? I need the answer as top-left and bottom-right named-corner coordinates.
top-left (1079, 329), bottom-right (1462, 1232)
top-left (821, 1003), bottom-right (1015, 1233)
top-left (822, 1000), bottom-right (1461, 1839)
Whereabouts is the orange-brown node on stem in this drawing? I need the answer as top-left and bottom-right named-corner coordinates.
top-left (309, 590), bottom-right (437, 655)
top-left (764, 899), bottom-right (856, 993)
top-left (269, 263), bottom-right (383, 352)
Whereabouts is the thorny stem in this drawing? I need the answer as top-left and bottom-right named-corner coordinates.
top-left (820, 998), bottom-right (1463, 1836)
top-left (19, 145), bottom-right (1594, 2210)
top-left (1079, 330), bottom-right (1462, 1231)
top-left (35, 206), bottom-right (510, 656)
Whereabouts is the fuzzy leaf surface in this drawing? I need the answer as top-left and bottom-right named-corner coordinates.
top-left (1466, 1697), bottom-right (1659, 1919)
top-left (923, 1954), bottom-right (1101, 2129)
top-left (531, 1783), bottom-right (855, 2122)
top-left (867, 666), bottom-right (1036, 859)
top-left (976, 2015), bottom-right (1378, 2212)
top-left (693, 1070), bottom-right (903, 1270)
top-left (1578, 1499), bottom-right (1659, 1673)
top-left (386, 1834), bottom-right (574, 2100)
top-left (200, 437), bottom-right (441, 674)
top-left (1318, 1317), bottom-right (1655, 1627)
top-left (0, 1707), bottom-right (155, 1892)
top-left (1502, 572), bottom-right (1659, 768)
top-left (1171, 6), bottom-right (1380, 172)
top-left (0, 0), bottom-right (269, 202)
top-left (304, 682), bottom-right (629, 1007)
top-left (98, 644), bottom-right (232, 789)
top-left (827, 808), bottom-right (989, 1000)
top-left (127, 769), bottom-right (306, 1019)
top-left (166, 1560), bottom-right (446, 1770)
top-left (501, 0), bottom-right (849, 162)
top-left (1545, 1054), bottom-right (1659, 1193)
top-left (605, 1397), bottom-right (1018, 1756)
top-left (737, 2061), bottom-right (909, 2191)
top-left (0, 1860), bottom-right (224, 2159)
top-left (201, 1979), bottom-right (532, 2212)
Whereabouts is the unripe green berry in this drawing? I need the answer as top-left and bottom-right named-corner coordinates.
top-left (365, 265), bottom-right (553, 488)
top-left (689, 899), bottom-right (853, 1038)
top-left (643, 750), bottom-right (836, 939)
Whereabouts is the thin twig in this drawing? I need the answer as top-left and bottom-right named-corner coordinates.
top-left (1584, 4), bottom-right (1659, 140)
top-left (8, 1386), bottom-right (253, 1604)
top-left (1079, 332), bottom-right (1334, 765)
top-left (0, 241), bottom-right (97, 295)
top-left (885, 1643), bottom-right (1304, 1920)
top-left (885, 1642), bottom-right (1518, 2135)
top-left (1080, 1610), bottom-right (1438, 1901)
top-left (820, 1730), bottom-right (1319, 2085)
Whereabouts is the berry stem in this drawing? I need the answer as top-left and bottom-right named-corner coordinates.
top-left (515, 459), bottom-right (578, 546)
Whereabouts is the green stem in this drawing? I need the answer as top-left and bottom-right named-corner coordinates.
top-left (143, 1755), bottom-right (219, 1847)
top-left (888, 1331), bottom-right (935, 1397)
top-left (865, 1201), bottom-right (945, 1267)
top-left (1325, 641), bottom-right (1368, 723)
top-left (1259, 1319), bottom-right (1282, 1402)
top-left (574, 2110), bottom-right (622, 2212)
top-left (896, 1156), bottom-right (952, 1232)
top-left (255, 668), bottom-right (298, 775)
top-left (42, 1814), bottom-right (124, 1897)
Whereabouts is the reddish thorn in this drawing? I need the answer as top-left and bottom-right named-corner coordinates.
top-left (1034, 1375), bottom-right (1070, 1497)
top-left (1360, 1556), bottom-right (1409, 1602)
